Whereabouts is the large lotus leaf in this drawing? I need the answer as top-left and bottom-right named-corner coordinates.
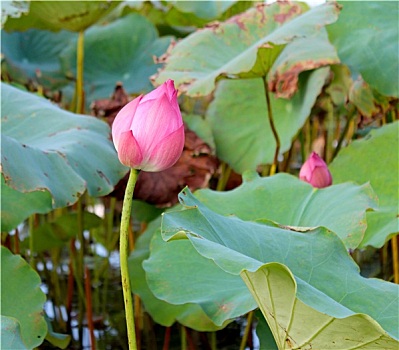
top-left (195, 171), bottom-right (377, 249)
top-left (1, 83), bottom-right (127, 220)
top-left (1, 29), bottom-right (76, 89)
top-left (3, 1), bottom-right (120, 32)
top-left (327, 1), bottom-right (399, 98)
top-left (155, 189), bottom-right (398, 341)
top-left (60, 13), bottom-right (172, 104)
top-left (242, 263), bottom-right (398, 349)
top-left (268, 30), bottom-right (339, 98)
top-left (206, 68), bottom-right (329, 173)
top-left (155, 2), bottom-right (339, 96)
top-left (1, 176), bottom-right (52, 232)
top-left (329, 122), bottom-right (399, 248)
top-left (1, 247), bottom-right (47, 348)
top-left (129, 218), bottom-right (233, 331)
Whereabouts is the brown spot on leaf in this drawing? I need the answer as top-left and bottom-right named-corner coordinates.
top-left (153, 40), bottom-right (176, 65)
top-left (273, 4), bottom-right (302, 24)
top-left (59, 11), bottom-right (89, 23)
top-left (97, 170), bottom-right (110, 186)
top-left (205, 21), bottom-right (222, 31)
top-left (269, 59), bottom-right (338, 99)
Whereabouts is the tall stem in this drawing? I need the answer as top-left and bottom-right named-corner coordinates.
top-left (392, 236), bottom-right (399, 284)
top-left (239, 311), bottom-right (253, 350)
top-left (29, 215), bottom-right (35, 268)
top-left (120, 169), bottom-right (139, 349)
top-left (76, 196), bottom-right (85, 331)
top-left (262, 76), bottom-right (280, 176)
top-left (76, 31), bottom-right (85, 114)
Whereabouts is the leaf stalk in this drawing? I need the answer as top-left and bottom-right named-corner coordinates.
top-left (120, 169), bottom-right (139, 349)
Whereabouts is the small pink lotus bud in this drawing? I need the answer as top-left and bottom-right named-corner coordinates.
top-left (299, 152), bottom-right (332, 188)
top-left (112, 80), bottom-right (185, 172)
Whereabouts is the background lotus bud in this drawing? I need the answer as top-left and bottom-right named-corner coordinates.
top-left (299, 152), bottom-right (332, 188)
top-left (112, 80), bottom-right (185, 172)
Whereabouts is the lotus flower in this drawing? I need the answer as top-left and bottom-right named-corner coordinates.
top-left (299, 152), bottom-right (332, 188)
top-left (112, 80), bottom-right (184, 172)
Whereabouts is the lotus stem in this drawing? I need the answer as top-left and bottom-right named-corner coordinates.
top-left (181, 325), bottom-right (187, 350)
top-left (392, 236), bottom-right (399, 284)
top-left (29, 215), bottom-right (35, 268)
top-left (210, 332), bottom-right (217, 350)
top-left (262, 76), bottom-right (280, 176)
top-left (76, 30), bottom-right (85, 114)
top-left (76, 196), bottom-right (85, 331)
top-left (216, 162), bottom-right (232, 191)
top-left (120, 168), bottom-right (139, 349)
top-left (239, 311), bottom-right (253, 350)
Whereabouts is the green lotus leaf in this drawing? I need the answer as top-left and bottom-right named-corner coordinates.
top-left (206, 68), bottom-right (329, 173)
top-left (243, 263), bottom-right (398, 349)
top-left (3, 1), bottom-right (120, 32)
top-left (330, 121), bottom-right (399, 248)
top-left (327, 1), bottom-right (399, 97)
top-left (195, 171), bottom-right (377, 249)
top-left (1, 83), bottom-right (127, 230)
top-left (129, 218), bottom-right (229, 331)
top-left (1, 176), bottom-right (52, 232)
top-left (60, 13), bottom-right (172, 105)
top-left (155, 2), bottom-right (339, 96)
top-left (170, 1), bottom-right (243, 20)
top-left (145, 188), bottom-right (398, 343)
top-left (121, 1), bottom-right (254, 31)
top-left (1, 247), bottom-right (47, 348)
top-left (1, 29), bottom-right (76, 89)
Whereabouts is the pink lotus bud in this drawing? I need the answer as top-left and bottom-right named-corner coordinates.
top-left (299, 152), bottom-right (332, 188)
top-left (112, 80), bottom-right (185, 172)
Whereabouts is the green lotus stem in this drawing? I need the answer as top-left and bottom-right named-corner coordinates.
top-left (76, 196), bottom-right (85, 330)
top-left (210, 332), bottom-right (217, 350)
top-left (120, 168), bottom-right (139, 350)
top-left (29, 215), bottom-right (35, 268)
top-left (239, 311), bottom-right (253, 350)
top-left (325, 98), bottom-right (334, 163)
top-left (262, 76), bottom-right (280, 176)
top-left (76, 30), bottom-right (85, 114)
top-left (216, 162), bottom-right (232, 191)
top-left (391, 236), bottom-right (399, 284)
top-left (332, 106), bottom-right (355, 159)
top-left (181, 325), bottom-right (186, 350)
